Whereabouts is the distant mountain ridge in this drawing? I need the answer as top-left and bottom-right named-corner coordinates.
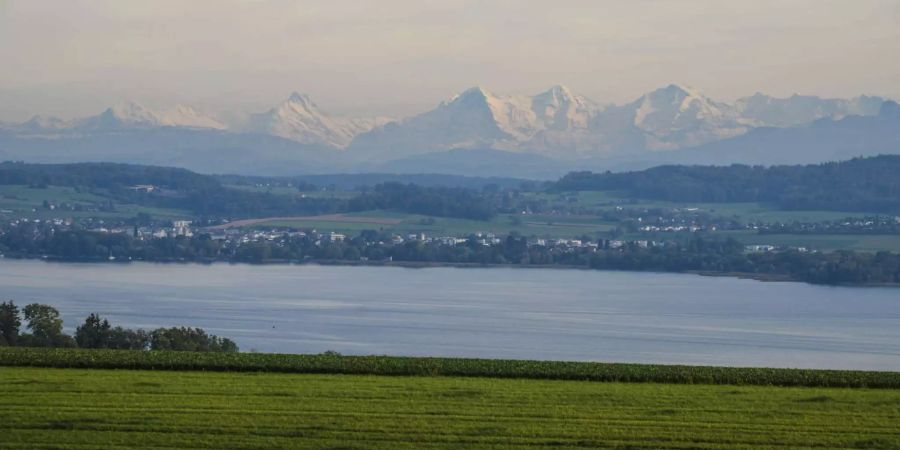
top-left (348, 84), bottom-right (888, 160)
top-left (0, 85), bottom-right (895, 177)
top-left (4, 85), bottom-right (887, 151)
top-left (11, 101), bottom-right (227, 134)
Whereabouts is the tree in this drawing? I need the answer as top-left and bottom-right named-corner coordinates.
top-left (75, 313), bottom-right (112, 349)
top-left (108, 326), bottom-right (150, 350)
top-left (0, 301), bottom-right (21, 346)
top-left (150, 327), bottom-right (238, 352)
top-left (22, 303), bottom-right (72, 347)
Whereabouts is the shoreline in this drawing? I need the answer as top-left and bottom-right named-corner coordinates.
top-left (2, 252), bottom-right (898, 287)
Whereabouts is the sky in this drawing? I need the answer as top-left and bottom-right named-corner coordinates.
top-left (1, 0), bottom-right (899, 122)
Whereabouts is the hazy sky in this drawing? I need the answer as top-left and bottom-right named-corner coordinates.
top-left (1, 0), bottom-right (898, 121)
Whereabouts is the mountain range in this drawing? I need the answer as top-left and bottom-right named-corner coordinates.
top-left (0, 85), bottom-right (896, 178)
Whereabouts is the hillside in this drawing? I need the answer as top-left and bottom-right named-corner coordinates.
top-left (554, 155), bottom-right (900, 213)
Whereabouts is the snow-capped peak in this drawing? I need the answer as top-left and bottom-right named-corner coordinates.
top-left (287, 92), bottom-right (317, 108)
top-left (734, 92), bottom-right (886, 127)
top-left (21, 114), bottom-right (70, 131)
top-left (105, 100), bottom-right (160, 125)
top-left (443, 86), bottom-right (493, 106)
top-left (243, 92), bottom-right (385, 148)
top-left (157, 105), bottom-right (225, 129)
top-left (531, 85), bottom-right (598, 130)
top-left (72, 100), bottom-right (161, 130)
top-left (72, 100), bottom-right (228, 131)
top-left (609, 84), bottom-right (749, 150)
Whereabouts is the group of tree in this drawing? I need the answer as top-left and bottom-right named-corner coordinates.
top-left (0, 301), bottom-right (237, 352)
top-left (2, 220), bottom-right (899, 285)
top-left (4, 217), bottom-right (900, 285)
top-left (553, 155), bottom-right (900, 213)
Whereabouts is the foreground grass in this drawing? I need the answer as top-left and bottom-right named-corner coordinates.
top-left (1, 366), bottom-right (898, 449)
top-left (4, 347), bottom-right (900, 388)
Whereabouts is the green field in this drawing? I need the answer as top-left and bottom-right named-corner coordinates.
top-left (1, 366), bottom-right (898, 449)
top-left (258, 210), bottom-right (616, 239)
top-left (0, 185), bottom-right (189, 220)
top-left (537, 190), bottom-right (888, 223)
top-left (721, 230), bottom-right (900, 253)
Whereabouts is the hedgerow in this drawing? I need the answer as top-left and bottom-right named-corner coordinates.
top-left (1, 347), bottom-right (897, 388)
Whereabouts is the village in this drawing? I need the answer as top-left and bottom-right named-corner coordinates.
top-left (0, 214), bottom-right (818, 260)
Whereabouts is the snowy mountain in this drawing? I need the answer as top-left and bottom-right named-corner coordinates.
top-left (350, 84), bottom-right (758, 159)
top-left (349, 85), bottom-right (605, 159)
top-left (351, 84), bottom-right (891, 160)
top-left (591, 84), bottom-right (752, 152)
top-left (157, 105), bottom-right (226, 129)
top-left (9, 101), bottom-right (226, 133)
top-left (1, 85), bottom-right (894, 177)
top-left (242, 92), bottom-right (388, 148)
top-left (18, 115), bottom-right (71, 133)
top-left (76, 101), bottom-right (163, 130)
top-left (606, 100), bottom-right (900, 169)
top-left (352, 86), bottom-right (543, 158)
top-left (734, 93), bottom-right (885, 127)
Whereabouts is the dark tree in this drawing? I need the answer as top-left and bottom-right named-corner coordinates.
top-left (108, 326), bottom-right (150, 350)
top-left (150, 327), bottom-right (238, 352)
top-left (0, 301), bottom-right (21, 346)
top-left (75, 313), bottom-right (112, 349)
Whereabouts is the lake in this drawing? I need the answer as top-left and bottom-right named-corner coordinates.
top-left (1, 259), bottom-right (898, 370)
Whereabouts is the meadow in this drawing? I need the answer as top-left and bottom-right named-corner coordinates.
top-left (1, 365), bottom-right (898, 449)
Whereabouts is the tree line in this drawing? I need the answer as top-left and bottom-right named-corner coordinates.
top-left (0, 301), bottom-right (237, 352)
top-left (3, 221), bottom-right (898, 285)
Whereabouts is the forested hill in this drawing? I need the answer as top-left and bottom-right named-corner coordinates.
top-left (0, 161), bottom-right (498, 220)
top-left (0, 161), bottom-right (219, 191)
top-left (553, 155), bottom-right (900, 213)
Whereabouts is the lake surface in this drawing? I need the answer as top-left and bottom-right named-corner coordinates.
top-left (1, 259), bottom-right (898, 370)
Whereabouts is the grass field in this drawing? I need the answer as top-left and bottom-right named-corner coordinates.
top-left (1, 366), bottom-right (898, 449)
top-left (535, 191), bottom-right (888, 223)
top-left (252, 210), bottom-right (616, 239)
top-left (624, 229), bottom-right (900, 253)
top-left (722, 230), bottom-right (900, 253)
top-left (0, 185), bottom-right (189, 220)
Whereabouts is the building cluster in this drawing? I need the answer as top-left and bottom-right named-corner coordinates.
top-left (0, 215), bottom-right (822, 258)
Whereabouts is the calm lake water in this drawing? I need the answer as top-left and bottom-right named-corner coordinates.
top-left (1, 259), bottom-right (898, 370)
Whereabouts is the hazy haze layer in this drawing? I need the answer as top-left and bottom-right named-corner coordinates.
top-left (0, 0), bottom-right (898, 121)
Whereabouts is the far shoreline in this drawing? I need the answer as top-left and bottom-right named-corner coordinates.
top-left (2, 252), bottom-right (898, 288)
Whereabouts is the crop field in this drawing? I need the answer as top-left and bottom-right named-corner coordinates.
top-left (1, 366), bottom-right (898, 449)
top-left (4, 348), bottom-right (898, 388)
